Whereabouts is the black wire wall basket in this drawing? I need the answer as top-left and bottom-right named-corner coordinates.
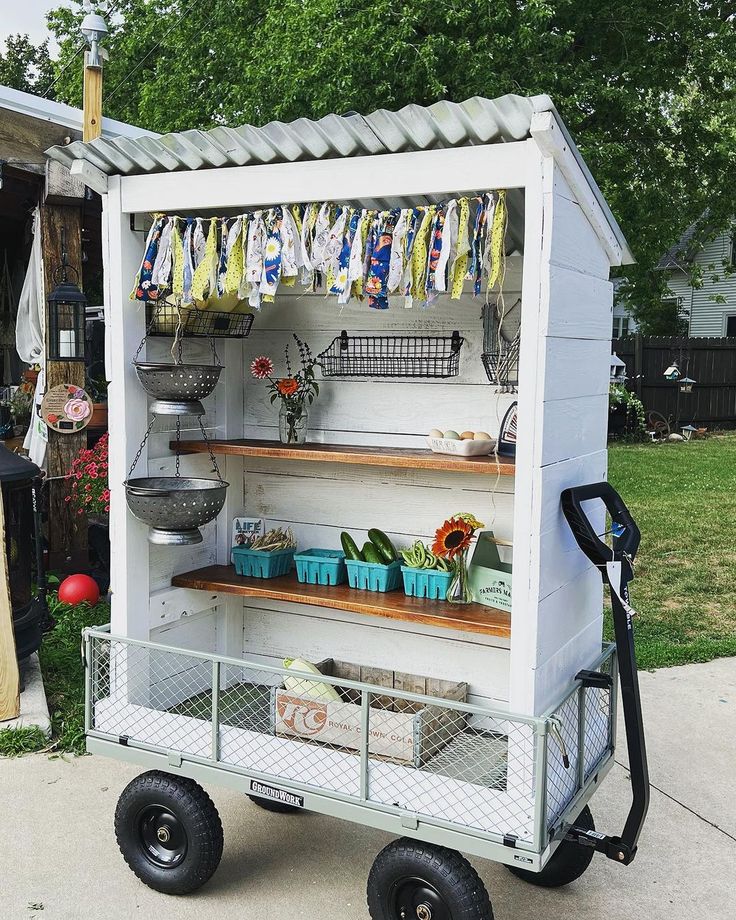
top-left (145, 302), bottom-right (255, 339)
top-left (318, 330), bottom-right (464, 379)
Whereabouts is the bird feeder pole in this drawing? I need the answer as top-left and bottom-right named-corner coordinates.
top-left (81, 5), bottom-right (109, 142)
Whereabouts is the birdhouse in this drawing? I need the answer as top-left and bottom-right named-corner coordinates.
top-left (679, 377), bottom-right (696, 394)
top-left (610, 353), bottom-right (627, 383)
top-left (663, 363), bottom-right (680, 381)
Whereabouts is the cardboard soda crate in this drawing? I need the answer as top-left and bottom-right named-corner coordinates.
top-left (271, 660), bottom-right (467, 766)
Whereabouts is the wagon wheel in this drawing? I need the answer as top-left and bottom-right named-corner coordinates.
top-left (646, 410), bottom-right (670, 440)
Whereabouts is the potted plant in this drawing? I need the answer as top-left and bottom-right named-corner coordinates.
top-left (66, 433), bottom-right (110, 521)
top-left (250, 335), bottom-right (319, 444)
top-left (86, 363), bottom-right (108, 430)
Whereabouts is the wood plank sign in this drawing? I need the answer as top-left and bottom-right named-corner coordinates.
top-left (40, 383), bottom-right (93, 434)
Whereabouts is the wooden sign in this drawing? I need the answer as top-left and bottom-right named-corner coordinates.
top-left (41, 383), bottom-right (93, 434)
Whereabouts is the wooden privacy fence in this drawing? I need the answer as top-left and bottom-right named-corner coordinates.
top-left (612, 335), bottom-right (736, 426)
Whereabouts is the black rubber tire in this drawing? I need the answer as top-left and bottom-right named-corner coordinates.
top-left (114, 771), bottom-right (224, 895)
top-left (507, 805), bottom-right (596, 888)
top-left (247, 793), bottom-right (301, 814)
top-left (367, 837), bottom-right (493, 920)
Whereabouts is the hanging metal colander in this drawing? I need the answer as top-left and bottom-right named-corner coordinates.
top-left (125, 477), bottom-right (229, 545)
top-left (133, 362), bottom-right (222, 415)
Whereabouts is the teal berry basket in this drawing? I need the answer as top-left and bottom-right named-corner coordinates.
top-left (294, 548), bottom-right (347, 586)
top-left (401, 566), bottom-right (454, 601)
top-left (231, 545), bottom-right (295, 579)
top-left (345, 558), bottom-right (402, 592)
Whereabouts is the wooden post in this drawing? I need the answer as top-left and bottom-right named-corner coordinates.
top-left (41, 205), bottom-right (88, 571)
top-left (83, 55), bottom-right (103, 142)
top-left (0, 495), bottom-right (20, 722)
top-left (634, 332), bottom-right (644, 398)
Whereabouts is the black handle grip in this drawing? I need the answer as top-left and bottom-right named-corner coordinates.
top-left (561, 482), bottom-right (640, 568)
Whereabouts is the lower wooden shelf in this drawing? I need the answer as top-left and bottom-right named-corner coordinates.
top-left (171, 565), bottom-right (511, 640)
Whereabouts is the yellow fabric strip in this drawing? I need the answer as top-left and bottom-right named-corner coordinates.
top-left (191, 218), bottom-right (218, 302)
top-left (488, 190), bottom-right (507, 291)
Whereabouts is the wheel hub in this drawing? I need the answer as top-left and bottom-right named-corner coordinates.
top-left (390, 877), bottom-right (450, 920)
top-left (137, 804), bottom-right (188, 869)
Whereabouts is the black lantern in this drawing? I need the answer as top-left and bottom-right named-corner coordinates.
top-left (0, 446), bottom-right (48, 661)
top-left (48, 250), bottom-right (86, 361)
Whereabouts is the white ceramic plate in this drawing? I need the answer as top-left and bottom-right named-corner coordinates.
top-left (426, 436), bottom-right (496, 456)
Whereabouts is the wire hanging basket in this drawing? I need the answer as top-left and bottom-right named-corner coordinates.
top-left (481, 299), bottom-right (520, 391)
top-left (145, 302), bottom-right (254, 339)
top-left (318, 330), bottom-right (464, 379)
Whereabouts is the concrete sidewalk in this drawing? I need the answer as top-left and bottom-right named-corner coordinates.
top-left (1, 659), bottom-right (734, 920)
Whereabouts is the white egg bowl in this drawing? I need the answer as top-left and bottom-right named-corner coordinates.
top-left (426, 436), bottom-right (496, 456)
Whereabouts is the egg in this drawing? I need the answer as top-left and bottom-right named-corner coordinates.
top-left (443, 430), bottom-right (461, 440)
top-left (474, 431), bottom-right (493, 441)
top-left (460, 430), bottom-right (475, 440)
top-left (428, 428), bottom-right (444, 439)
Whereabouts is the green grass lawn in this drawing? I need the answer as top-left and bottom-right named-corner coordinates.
top-left (608, 434), bottom-right (736, 669)
top-left (0, 598), bottom-right (108, 757)
top-left (1, 434), bottom-right (734, 756)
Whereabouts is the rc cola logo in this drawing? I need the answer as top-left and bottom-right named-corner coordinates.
top-left (277, 694), bottom-right (328, 736)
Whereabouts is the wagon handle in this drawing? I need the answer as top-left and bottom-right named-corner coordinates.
top-left (561, 483), bottom-right (649, 866)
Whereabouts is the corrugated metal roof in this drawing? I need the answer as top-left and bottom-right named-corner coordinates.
top-left (46, 94), bottom-right (548, 175)
top-left (45, 92), bottom-right (629, 260)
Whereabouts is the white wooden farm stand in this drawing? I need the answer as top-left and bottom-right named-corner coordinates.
top-left (49, 95), bottom-right (648, 900)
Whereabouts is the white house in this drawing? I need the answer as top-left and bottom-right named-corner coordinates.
top-left (658, 220), bottom-right (736, 337)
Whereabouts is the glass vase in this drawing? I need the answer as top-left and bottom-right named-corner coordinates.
top-left (446, 548), bottom-right (473, 604)
top-left (279, 401), bottom-right (308, 445)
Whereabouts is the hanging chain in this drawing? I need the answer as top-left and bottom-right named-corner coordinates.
top-left (198, 416), bottom-right (223, 482)
top-left (210, 335), bottom-right (220, 366)
top-left (175, 415), bottom-right (181, 478)
top-left (134, 302), bottom-right (165, 361)
top-left (127, 416), bottom-right (157, 480)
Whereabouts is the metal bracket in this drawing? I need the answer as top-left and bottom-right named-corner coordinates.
top-left (576, 669), bottom-right (614, 689)
top-left (167, 751), bottom-right (183, 768)
top-left (401, 813), bottom-right (419, 830)
top-left (565, 825), bottom-right (636, 865)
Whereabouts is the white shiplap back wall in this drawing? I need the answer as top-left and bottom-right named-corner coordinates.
top-left (237, 273), bottom-right (521, 706)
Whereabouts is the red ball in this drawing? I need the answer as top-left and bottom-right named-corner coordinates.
top-left (58, 574), bottom-right (100, 606)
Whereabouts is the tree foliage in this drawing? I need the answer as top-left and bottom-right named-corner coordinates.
top-left (0, 34), bottom-right (54, 96)
top-left (46, 1), bottom-right (736, 332)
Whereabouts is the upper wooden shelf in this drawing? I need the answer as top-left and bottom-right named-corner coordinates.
top-left (174, 439), bottom-right (516, 475)
top-left (172, 565), bottom-right (511, 640)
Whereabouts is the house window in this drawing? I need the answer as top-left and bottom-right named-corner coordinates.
top-left (726, 315), bottom-right (736, 337)
top-left (612, 315), bottom-right (630, 338)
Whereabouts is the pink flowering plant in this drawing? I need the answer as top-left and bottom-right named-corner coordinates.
top-left (66, 433), bottom-right (110, 516)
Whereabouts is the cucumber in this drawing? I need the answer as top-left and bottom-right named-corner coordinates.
top-left (341, 532), bottom-right (363, 561)
top-left (362, 542), bottom-right (383, 565)
top-left (368, 528), bottom-right (397, 563)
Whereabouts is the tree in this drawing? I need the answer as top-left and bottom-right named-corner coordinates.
top-left (46, 1), bottom-right (736, 331)
top-left (0, 35), bottom-right (55, 96)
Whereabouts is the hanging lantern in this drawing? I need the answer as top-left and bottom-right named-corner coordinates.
top-left (681, 424), bottom-right (697, 441)
top-left (610, 353), bottom-right (627, 383)
top-left (48, 250), bottom-right (86, 361)
top-left (679, 376), bottom-right (696, 394)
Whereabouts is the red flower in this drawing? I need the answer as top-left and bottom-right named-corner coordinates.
top-left (250, 356), bottom-right (274, 379)
top-left (47, 413), bottom-right (58, 424)
top-left (277, 377), bottom-right (299, 397)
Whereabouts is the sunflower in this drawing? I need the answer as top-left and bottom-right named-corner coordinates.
top-left (277, 377), bottom-right (299, 396)
top-left (432, 516), bottom-right (474, 559)
top-left (250, 356), bottom-right (274, 379)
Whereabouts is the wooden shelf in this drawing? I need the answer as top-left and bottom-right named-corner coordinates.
top-left (172, 565), bottom-right (511, 639)
top-left (174, 439), bottom-right (516, 475)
